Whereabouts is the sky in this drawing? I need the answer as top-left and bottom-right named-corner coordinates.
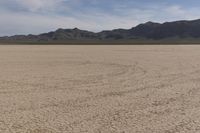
top-left (1, 0), bottom-right (200, 36)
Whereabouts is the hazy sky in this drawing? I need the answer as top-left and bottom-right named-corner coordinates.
top-left (1, 0), bottom-right (200, 36)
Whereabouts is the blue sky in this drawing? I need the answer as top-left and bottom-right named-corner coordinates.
top-left (1, 0), bottom-right (200, 36)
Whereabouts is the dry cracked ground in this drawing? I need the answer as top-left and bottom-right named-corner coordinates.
top-left (0, 45), bottom-right (200, 133)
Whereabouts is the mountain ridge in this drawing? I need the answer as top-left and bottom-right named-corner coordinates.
top-left (2, 19), bottom-right (200, 42)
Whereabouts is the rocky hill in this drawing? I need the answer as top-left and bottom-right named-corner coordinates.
top-left (2, 19), bottom-right (200, 42)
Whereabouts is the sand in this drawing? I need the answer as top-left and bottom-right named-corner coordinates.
top-left (0, 45), bottom-right (200, 133)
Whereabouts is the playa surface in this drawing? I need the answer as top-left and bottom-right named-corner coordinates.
top-left (0, 45), bottom-right (200, 133)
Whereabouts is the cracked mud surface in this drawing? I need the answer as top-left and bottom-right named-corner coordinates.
top-left (0, 45), bottom-right (200, 133)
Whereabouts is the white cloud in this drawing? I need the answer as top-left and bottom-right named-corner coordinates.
top-left (0, 10), bottom-right (86, 36)
top-left (0, 9), bottom-right (141, 36)
top-left (163, 5), bottom-right (200, 21)
top-left (15, 0), bottom-right (66, 12)
top-left (165, 5), bottom-right (185, 16)
top-left (1, 1), bottom-right (200, 36)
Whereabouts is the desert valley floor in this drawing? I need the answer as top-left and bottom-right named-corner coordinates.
top-left (1, 45), bottom-right (200, 133)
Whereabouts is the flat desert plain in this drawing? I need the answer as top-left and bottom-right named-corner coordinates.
top-left (1, 45), bottom-right (200, 133)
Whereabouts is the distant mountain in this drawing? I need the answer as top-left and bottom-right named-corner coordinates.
top-left (2, 19), bottom-right (200, 43)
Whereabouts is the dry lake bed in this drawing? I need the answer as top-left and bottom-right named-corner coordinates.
top-left (1, 45), bottom-right (200, 133)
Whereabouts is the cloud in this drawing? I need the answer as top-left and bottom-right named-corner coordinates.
top-left (1, 0), bottom-right (200, 36)
top-left (163, 5), bottom-right (200, 21)
top-left (14, 0), bottom-right (67, 12)
top-left (0, 9), bottom-right (87, 36)
top-left (0, 8), bottom-right (140, 36)
top-left (165, 5), bottom-right (185, 16)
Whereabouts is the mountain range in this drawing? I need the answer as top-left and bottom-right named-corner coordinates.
top-left (2, 19), bottom-right (200, 43)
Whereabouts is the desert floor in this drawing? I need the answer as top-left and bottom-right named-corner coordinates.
top-left (0, 45), bottom-right (200, 133)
